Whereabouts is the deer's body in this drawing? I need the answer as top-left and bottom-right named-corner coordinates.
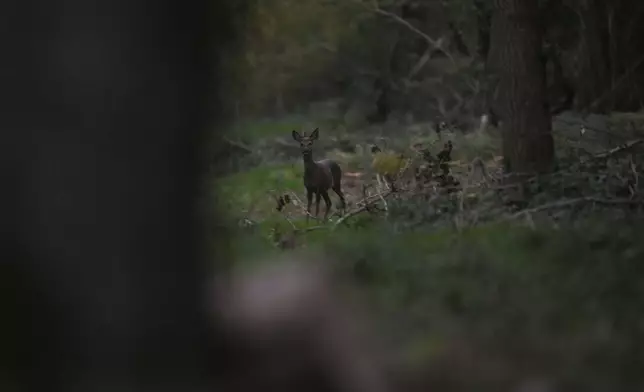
top-left (293, 129), bottom-right (346, 220)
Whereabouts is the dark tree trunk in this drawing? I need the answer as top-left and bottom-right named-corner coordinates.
top-left (368, 77), bottom-right (391, 124)
top-left (574, 0), bottom-right (612, 112)
top-left (2, 0), bottom-right (222, 389)
top-left (539, 0), bottom-right (644, 113)
top-left (475, 0), bottom-right (492, 60)
top-left (613, 0), bottom-right (644, 110)
top-left (488, 0), bottom-right (554, 175)
top-left (448, 21), bottom-right (470, 56)
top-left (543, 32), bottom-right (575, 115)
top-left (541, 0), bottom-right (576, 115)
top-left (2, 1), bottom-right (390, 391)
top-left (577, 0), bottom-right (644, 112)
top-left (478, 0), bottom-right (498, 124)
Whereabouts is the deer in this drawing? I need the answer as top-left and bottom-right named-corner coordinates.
top-left (292, 128), bottom-right (346, 221)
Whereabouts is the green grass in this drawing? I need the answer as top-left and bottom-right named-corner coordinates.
top-left (217, 162), bottom-right (304, 217)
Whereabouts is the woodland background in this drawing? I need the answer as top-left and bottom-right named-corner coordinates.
top-left (210, 1), bottom-right (644, 390)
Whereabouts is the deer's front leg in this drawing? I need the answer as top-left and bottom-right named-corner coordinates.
top-left (306, 189), bottom-right (313, 221)
top-left (314, 192), bottom-right (321, 218)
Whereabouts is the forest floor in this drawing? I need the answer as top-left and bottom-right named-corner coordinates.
top-left (210, 110), bottom-right (644, 391)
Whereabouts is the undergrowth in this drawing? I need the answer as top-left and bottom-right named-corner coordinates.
top-left (212, 112), bottom-right (644, 391)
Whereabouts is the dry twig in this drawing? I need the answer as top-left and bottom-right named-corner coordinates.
top-left (508, 196), bottom-right (644, 220)
top-left (332, 189), bottom-right (395, 230)
top-left (585, 138), bottom-right (643, 162)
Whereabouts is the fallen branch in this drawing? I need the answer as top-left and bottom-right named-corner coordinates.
top-left (298, 225), bottom-right (327, 233)
top-left (287, 191), bottom-right (318, 220)
top-left (332, 189), bottom-right (394, 230)
top-left (508, 196), bottom-right (644, 220)
top-left (272, 186), bottom-right (395, 240)
top-left (554, 117), bottom-right (636, 143)
top-left (222, 136), bottom-right (253, 154)
top-left (586, 139), bottom-right (643, 161)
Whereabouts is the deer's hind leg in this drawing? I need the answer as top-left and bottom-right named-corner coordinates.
top-left (321, 191), bottom-right (332, 220)
top-left (332, 185), bottom-right (346, 212)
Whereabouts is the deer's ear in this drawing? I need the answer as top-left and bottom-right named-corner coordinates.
top-left (310, 128), bottom-right (319, 140)
top-left (292, 130), bottom-right (301, 141)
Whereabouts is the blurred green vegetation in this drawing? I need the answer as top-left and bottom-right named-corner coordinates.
top-left (225, 212), bottom-right (644, 390)
top-left (226, 115), bottom-right (309, 140)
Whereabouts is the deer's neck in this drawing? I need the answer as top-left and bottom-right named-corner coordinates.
top-left (302, 153), bottom-right (317, 171)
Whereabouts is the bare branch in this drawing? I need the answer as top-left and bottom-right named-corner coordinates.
top-left (222, 135), bottom-right (253, 152)
top-left (332, 189), bottom-right (394, 230)
top-left (587, 139), bottom-right (643, 161)
top-left (350, 0), bottom-right (456, 65)
top-left (407, 48), bottom-right (432, 80)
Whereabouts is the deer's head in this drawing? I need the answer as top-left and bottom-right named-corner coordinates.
top-left (292, 128), bottom-right (319, 159)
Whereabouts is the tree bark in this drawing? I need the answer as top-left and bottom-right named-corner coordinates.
top-left (475, 0), bottom-right (492, 60)
top-left (574, 0), bottom-right (612, 112)
top-left (448, 21), bottom-right (470, 57)
top-left (488, 0), bottom-right (554, 175)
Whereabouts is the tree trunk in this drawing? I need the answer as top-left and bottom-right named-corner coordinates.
top-left (448, 21), bottom-right (470, 57)
top-left (488, 0), bottom-right (554, 175)
top-left (475, 0), bottom-right (492, 60)
top-left (541, 0), bottom-right (576, 115)
top-left (574, 0), bottom-right (612, 112)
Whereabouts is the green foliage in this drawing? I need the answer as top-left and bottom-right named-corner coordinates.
top-left (371, 150), bottom-right (410, 176)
